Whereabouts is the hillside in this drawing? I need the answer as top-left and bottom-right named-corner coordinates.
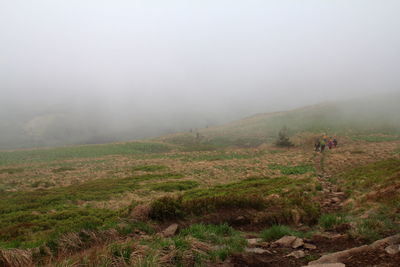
top-left (161, 93), bottom-right (400, 147)
top-left (0, 97), bottom-right (400, 266)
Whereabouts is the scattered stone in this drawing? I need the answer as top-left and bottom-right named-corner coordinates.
top-left (274, 235), bottom-right (297, 247)
top-left (304, 243), bottom-right (317, 250)
top-left (162, 223), bottom-right (179, 237)
top-left (247, 238), bottom-right (262, 245)
top-left (245, 247), bottom-right (271, 254)
top-left (286, 250), bottom-right (305, 258)
top-left (385, 244), bottom-right (400, 255)
top-left (292, 237), bottom-right (304, 249)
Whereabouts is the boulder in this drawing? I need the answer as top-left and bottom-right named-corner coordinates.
top-left (385, 244), bottom-right (400, 255)
top-left (286, 250), bottom-right (305, 258)
top-left (245, 247), bottom-right (271, 254)
top-left (162, 223), bottom-right (179, 237)
top-left (304, 243), bottom-right (317, 250)
top-left (247, 238), bottom-right (262, 245)
top-left (274, 235), bottom-right (297, 247)
top-left (292, 237), bottom-right (304, 249)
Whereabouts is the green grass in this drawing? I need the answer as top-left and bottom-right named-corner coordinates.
top-left (334, 159), bottom-right (400, 242)
top-left (181, 151), bottom-right (265, 162)
top-left (180, 224), bottom-right (247, 260)
top-left (149, 177), bottom-right (320, 224)
top-left (148, 180), bottom-right (199, 192)
top-left (52, 167), bottom-right (76, 173)
top-left (180, 223), bottom-right (246, 261)
top-left (268, 164), bottom-right (315, 175)
top-left (338, 158), bottom-right (400, 193)
top-left (351, 135), bottom-right (400, 142)
top-left (260, 225), bottom-right (303, 241)
top-left (318, 213), bottom-right (348, 230)
top-left (0, 172), bottom-right (183, 248)
top-left (131, 165), bottom-right (168, 172)
top-left (0, 167), bottom-right (24, 174)
top-left (0, 142), bottom-right (172, 166)
top-left (353, 211), bottom-right (400, 242)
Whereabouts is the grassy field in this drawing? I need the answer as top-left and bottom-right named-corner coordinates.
top-left (0, 129), bottom-right (400, 266)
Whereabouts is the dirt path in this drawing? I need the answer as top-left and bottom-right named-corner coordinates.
top-left (314, 151), bottom-right (347, 213)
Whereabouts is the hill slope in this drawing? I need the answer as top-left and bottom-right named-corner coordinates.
top-left (161, 93), bottom-right (400, 147)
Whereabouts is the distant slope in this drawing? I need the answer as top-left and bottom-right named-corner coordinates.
top-left (162, 93), bottom-right (400, 146)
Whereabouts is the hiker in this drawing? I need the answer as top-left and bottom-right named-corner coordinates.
top-left (320, 139), bottom-right (326, 152)
top-left (314, 139), bottom-right (321, 152)
top-left (333, 138), bottom-right (338, 148)
top-left (328, 138), bottom-right (334, 149)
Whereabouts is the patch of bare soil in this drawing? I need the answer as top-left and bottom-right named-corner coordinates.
top-left (342, 247), bottom-right (400, 267)
top-left (227, 234), bottom-right (365, 267)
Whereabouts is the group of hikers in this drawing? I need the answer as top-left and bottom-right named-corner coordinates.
top-left (314, 135), bottom-right (337, 152)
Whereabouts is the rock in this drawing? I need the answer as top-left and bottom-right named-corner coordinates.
top-left (162, 223), bottom-right (179, 237)
top-left (331, 197), bottom-right (341, 203)
top-left (306, 264), bottom-right (345, 267)
top-left (274, 235), bottom-right (297, 247)
top-left (370, 234), bottom-right (400, 248)
top-left (292, 237), bottom-right (304, 249)
top-left (245, 247), bottom-right (271, 254)
top-left (247, 238), bottom-right (262, 245)
top-left (332, 192), bottom-right (345, 196)
top-left (235, 215), bottom-right (245, 222)
top-left (304, 243), bottom-right (317, 250)
top-left (256, 242), bottom-right (270, 249)
top-left (309, 245), bottom-right (369, 264)
top-left (286, 250), bottom-right (305, 258)
top-left (385, 244), bottom-right (400, 255)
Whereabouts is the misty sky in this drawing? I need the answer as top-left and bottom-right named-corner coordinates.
top-left (1, 0), bottom-right (400, 131)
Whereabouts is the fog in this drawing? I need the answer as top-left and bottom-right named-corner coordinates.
top-left (1, 1), bottom-right (400, 149)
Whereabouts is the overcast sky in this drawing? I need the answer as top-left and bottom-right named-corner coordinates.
top-left (1, 0), bottom-right (400, 123)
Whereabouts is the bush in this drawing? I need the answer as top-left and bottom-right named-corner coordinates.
top-left (275, 126), bottom-right (294, 147)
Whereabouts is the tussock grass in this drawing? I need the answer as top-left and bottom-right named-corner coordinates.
top-left (268, 164), bottom-right (315, 175)
top-left (351, 135), bottom-right (400, 143)
top-left (0, 142), bottom-right (172, 166)
top-left (52, 167), bottom-right (76, 173)
top-left (318, 213), bottom-right (348, 230)
top-left (180, 223), bottom-right (246, 260)
top-left (0, 172), bottom-right (183, 248)
top-left (149, 177), bottom-right (320, 223)
top-left (0, 168), bottom-right (24, 174)
top-left (181, 151), bottom-right (265, 162)
top-left (260, 225), bottom-right (303, 241)
top-left (131, 165), bottom-right (168, 172)
top-left (334, 159), bottom-right (400, 242)
top-left (338, 158), bottom-right (400, 193)
top-left (148, 180), bottom-right (199, 192)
